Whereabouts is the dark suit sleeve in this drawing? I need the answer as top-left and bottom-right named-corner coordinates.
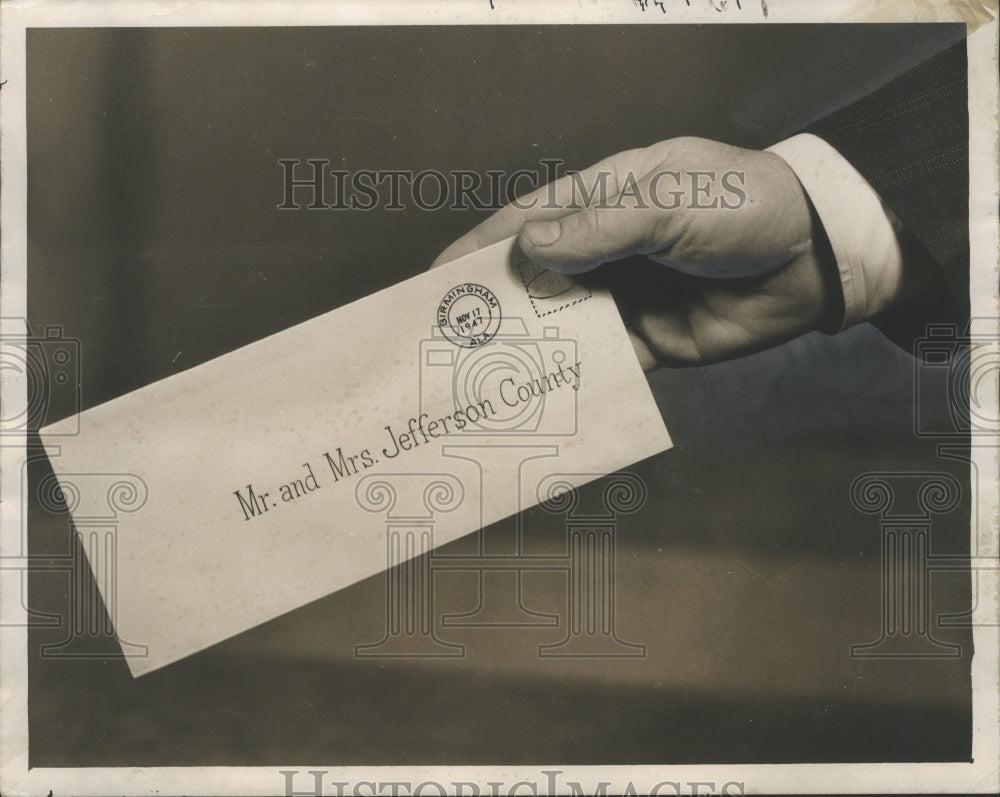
top-left (805, 41), bottom-right (970, 330)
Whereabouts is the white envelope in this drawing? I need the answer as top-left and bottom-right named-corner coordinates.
top-left (39, 237), bottom-right (672, 676)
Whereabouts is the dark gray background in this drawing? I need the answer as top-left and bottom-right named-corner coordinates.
top-left (27, 25), bottom-right (972, 767)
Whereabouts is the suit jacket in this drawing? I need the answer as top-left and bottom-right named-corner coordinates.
top-left (805, 41), bottom-right (970, 337)
top-left (651, 42), bottom-right (973, 447)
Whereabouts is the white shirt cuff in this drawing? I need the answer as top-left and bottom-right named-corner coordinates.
top-left (766, 133), bottom-right (904, 329)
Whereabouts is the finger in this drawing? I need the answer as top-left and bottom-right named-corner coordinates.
top-left (628, 328), bottom-right (659, 372)
top-left (428, 203), bottom-right (571, 268)
top-left (629, 307), bottom-right (703, 366)
top-left (429, 149), bottom-right (645, 268)
top-left (519, 197), bottom-right (669, 275)
top-left (517, 158), bottom-right (693, 275)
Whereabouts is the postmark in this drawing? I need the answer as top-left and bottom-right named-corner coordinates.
top-left (436, 282), bottom-right (502, 348)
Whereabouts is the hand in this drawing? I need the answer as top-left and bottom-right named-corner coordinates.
top-left (431, 137), bottom-right (841, 369)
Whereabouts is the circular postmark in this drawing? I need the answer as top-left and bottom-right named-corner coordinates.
top-left (437, 283), bottom-right (502, 348)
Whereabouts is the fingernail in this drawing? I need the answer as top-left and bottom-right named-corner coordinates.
top-left (522, 220), bottom-right (561, 247)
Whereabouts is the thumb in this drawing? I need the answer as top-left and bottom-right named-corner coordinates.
top-left (518, 197), bottom-right (667, 274)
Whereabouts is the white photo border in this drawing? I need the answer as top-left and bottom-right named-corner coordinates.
top-left (1, 1), bottom-right (997, 794)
